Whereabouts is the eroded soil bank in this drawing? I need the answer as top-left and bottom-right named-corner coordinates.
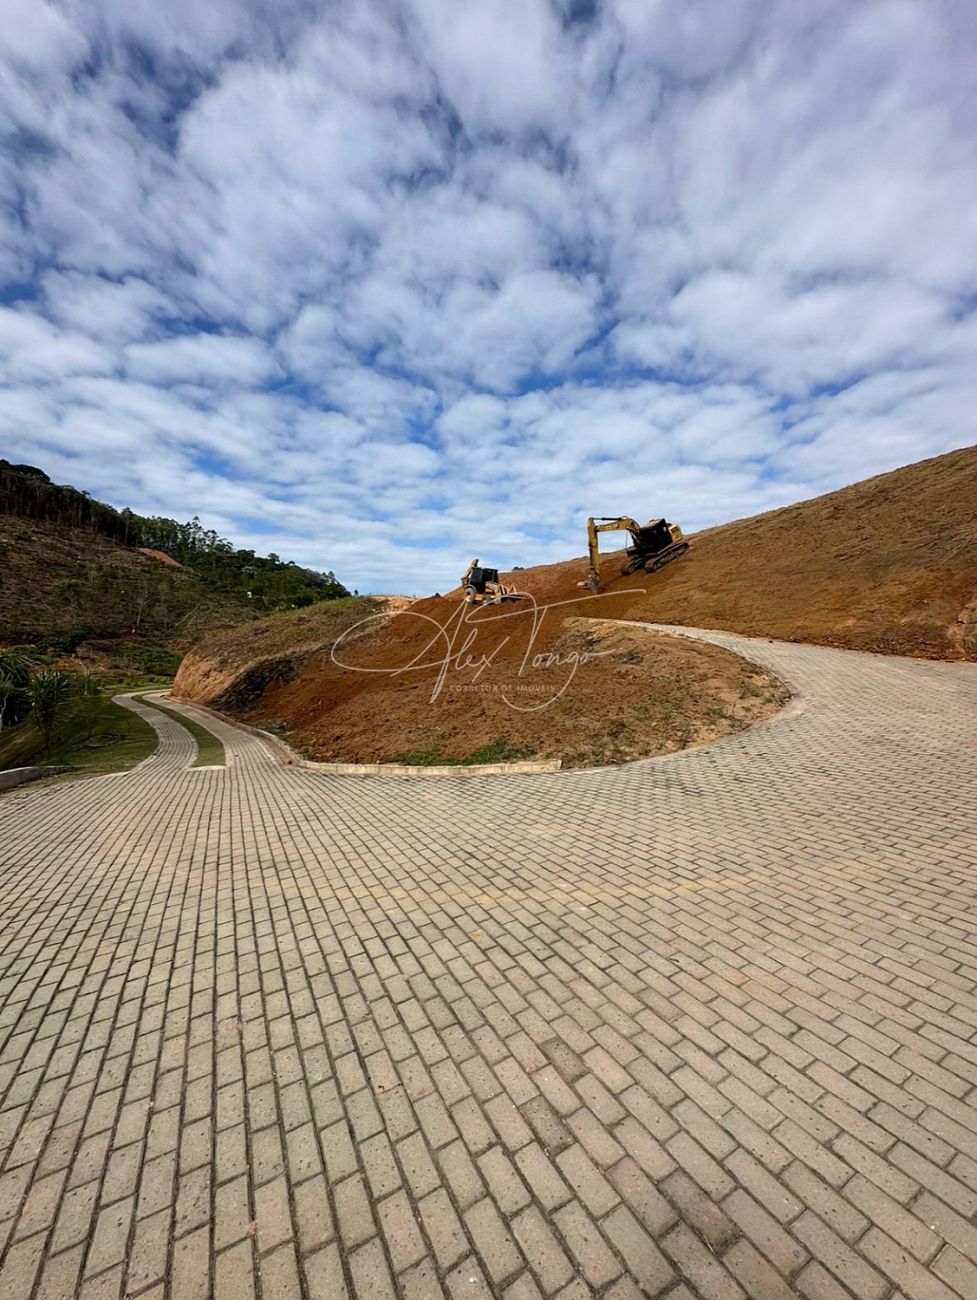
top-left (180, 601), bottom-right (787, 766)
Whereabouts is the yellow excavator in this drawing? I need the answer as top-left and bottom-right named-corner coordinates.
top-left (460, 559), bottom-right (525, 606)
top-left (584, 517), bottom-right (689, 592)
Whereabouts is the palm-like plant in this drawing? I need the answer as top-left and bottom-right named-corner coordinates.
top-left (0, 650), bottom-right (34, 732)
top-left (29, 670), bottom-right (74, 753)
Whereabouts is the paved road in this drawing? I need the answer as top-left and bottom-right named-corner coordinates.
top-left (1, 628), bottom-right (977, 1300)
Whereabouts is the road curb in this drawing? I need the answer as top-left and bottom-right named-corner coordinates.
top-left (0, 765), bottom-right (72, 792)
top-left (300, 757), bottom-right (563, 776)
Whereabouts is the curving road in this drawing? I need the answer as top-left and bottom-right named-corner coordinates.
top-left (1, 628), bottom-right (976, 1300)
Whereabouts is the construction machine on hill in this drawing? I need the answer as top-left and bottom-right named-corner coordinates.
top-left (460, 559), bottom-right (525, 607)
top-left (583, 517), bottom-right (689, 592)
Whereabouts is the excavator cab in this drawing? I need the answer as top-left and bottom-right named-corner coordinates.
top-left (467, 565), bottom-right (499, 592)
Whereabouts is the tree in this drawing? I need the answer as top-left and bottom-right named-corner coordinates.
top-left (29, 670), bottom-right (73, 753)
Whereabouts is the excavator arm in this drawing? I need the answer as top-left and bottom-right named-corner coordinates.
top-left (585, 518), bottom-right (643, 592)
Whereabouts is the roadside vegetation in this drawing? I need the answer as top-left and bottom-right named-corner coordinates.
top-left (179, 596), bottom-right (379, 664)
top-left (0, 672), bottom-right (158, 776)
top-left (0, 648), bottom-right (171, 775)
top-left (1, 460), bottom-right (355, 698)
top-left (386, 737), bottom-right (532, 766)
top-left (0, 648), bottom-right (229, 777)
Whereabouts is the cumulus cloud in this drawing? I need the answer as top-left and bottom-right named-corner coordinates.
top-left (1, 0), bottom-right (975, 593)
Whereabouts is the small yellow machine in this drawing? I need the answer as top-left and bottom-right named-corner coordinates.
top-left (460, 559), bottom-right (525, 606)
top-left (584, 517), bottom-right (689, 591)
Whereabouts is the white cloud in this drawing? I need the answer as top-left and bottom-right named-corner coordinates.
top-left (1, 0), bottom-right (976, 594)
top-left (0, 308), bottom-right (115, 380)
top-left (125, 333), bottom-right (279, 386)
top-left (407, 0), bottom-right (569, 137)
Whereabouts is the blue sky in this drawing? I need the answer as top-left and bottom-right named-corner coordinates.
top-left (2, 1), bottom-right (975, 594)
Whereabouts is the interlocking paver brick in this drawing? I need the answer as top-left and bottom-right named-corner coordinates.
top-left (127, 1205), bottom-right (171, 1293)
top-left (348, 1237), bottom-right (396, 1300)
top-left (723, 1149), bottom-right (802, 1224)
top-left (303, 1242), bottom-right (348, 1300)
top-left (914, 1191), bottom-right (977, 1265)
top-left (553, 1198), bottom-right (621, 1288)
top-left (661, 1169), bottom-right (740, 1253)
top-left (400, 1258), bottom-right (446, 1300)
top-left (723, 1187), bottom-right (807, 1276)
top-left (466, 1197), bottom-right (522, 1286)
top-left (513, 1142), bottom-right (570, 1213)
top-left (665, 1129), bottom-right (731, 1199)
top-left (859, 1228), bottom-right (958, 1300)
top-left (725, 1238), bottom-right (798, 1300)
top-left (214, 1240), bottom-right (256, 1300)
top-left (418, 1187), bottom-right (468, 1271)
top-left (509, 1204), bottom-right (572, 1294)
top-left (602, 1205), bottom-right (674, 1296)
top-left (934, 1244), bottom-right (977, 1298)
top-left (0, 641), bottom-right (976, 1298)
top-left (844, 1174), bottom-right (940, 1263)
top-left (377, 1188), bottom-right (427, 1273)
top-left (781, 1163), bottom-right (864, 1242)
top-left (478, 1145), bottom-right (531, 1215)
top-left (34, 1243), bottom-right (84, 1300)
top-left (438, 1138), bottom-right (486, 1211)
top-left (793, 1211), bottom-right (888, 1300)
top-left (446, 1256), bottom-right (493, 1300)
top-left (170, 1223), bottom-right (210, 1300)
top-left (661, 1221), bottom-right (746, 1300)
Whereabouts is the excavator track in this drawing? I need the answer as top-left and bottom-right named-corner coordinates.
top-left (644, 541), bottom-right (690, 573)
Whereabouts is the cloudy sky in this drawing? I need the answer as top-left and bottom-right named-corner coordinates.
top-left (2, 1), bottom-right (975, 593)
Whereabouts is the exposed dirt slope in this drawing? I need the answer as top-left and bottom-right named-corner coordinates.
top-left (173, 597), bottom-right (384, 712)
top-left (565, 443), bottom-right (976, 660)
top-left (260, 618), bottom-right (786, 766)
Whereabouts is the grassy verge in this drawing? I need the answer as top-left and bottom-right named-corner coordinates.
top-left (186, 595), bottom-right (379, 664)
top-left (385, 736), bottom-right (533, 766)
top-left (0, 690), bottom-right (159, 777)
top-left (137, 696), bottom-right (226, 767)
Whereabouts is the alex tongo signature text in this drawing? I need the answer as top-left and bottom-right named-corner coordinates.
top-left (330, 589), bottom-right (639, 712)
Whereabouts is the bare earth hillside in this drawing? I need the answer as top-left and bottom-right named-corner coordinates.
top-left (595, 443), bottom-right (977, 660)
top-left (0, 516), bottom-right (200, 643)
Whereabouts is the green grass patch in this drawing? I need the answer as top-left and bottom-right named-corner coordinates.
top-left (137, 696), bottom-right (225, 767)
top-left (190, 595), bottom-right (378, 665)
top-left (108, 640), bottom-right (182, 678)
top-left (385, 735), bottom-right (532, 766)
top-left (0, 691), bottom-right (158, 776)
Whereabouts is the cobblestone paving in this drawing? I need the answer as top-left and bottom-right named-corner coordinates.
top-left (1, 627), bottom-right (977, 1300)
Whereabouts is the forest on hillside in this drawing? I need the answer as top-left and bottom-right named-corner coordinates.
top-left (0, 459), bottom-right (348, 611)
